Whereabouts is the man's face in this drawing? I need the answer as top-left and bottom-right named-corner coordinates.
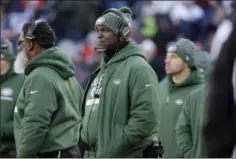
top-left (165, 52), bottom-right (186, 75)
top-left (0, 59), bottom-right (10, 76)
top-left (14, 34), bottom-right (29, 73)
top-left (95, 25), bottom-right (119, 53)
top-left (17, 33), bottom-right (30, 56)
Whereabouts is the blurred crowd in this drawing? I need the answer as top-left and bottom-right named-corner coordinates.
top-left (1, 0), bottom-right (235, 88)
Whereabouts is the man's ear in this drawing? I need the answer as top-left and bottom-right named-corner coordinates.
top-left (27, 40), bottom-right (34, 52)
top-left (184, 63), bottom-right (189, 68)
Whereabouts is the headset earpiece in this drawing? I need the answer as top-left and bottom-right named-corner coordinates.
top-left (25, 20), bottom-right (45, 40)
top-left (121, 26), bottom-right (130, 39)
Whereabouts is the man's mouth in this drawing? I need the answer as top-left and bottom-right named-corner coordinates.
top-left (95, 42), bottom-right (106, 52)
top-left (165, 66), bottom-right (170, 70)
top-left (98, 41), bottom-right (105, 45)
top-left (97, 41), bottom-right (106, 48)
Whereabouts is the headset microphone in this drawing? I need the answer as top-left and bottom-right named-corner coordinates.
top-left (94, 93), bottom-right (100, 98)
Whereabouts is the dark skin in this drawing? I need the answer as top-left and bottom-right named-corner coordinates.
top-left (17, 33), bottom-right (44, 60)
top-left (94, 25), bottom-right (120, 57)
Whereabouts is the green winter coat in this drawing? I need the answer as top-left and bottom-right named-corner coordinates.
top-left (158, 70), bottom-right (205, 158)
top-left (175, 85), bottom-right (207, 158)
top-left (80, 42), bottom-right (159, 157)
top-left (0, 66), bottom-right (24, 157)
top-left (14, 47), bottom-right (83, 158)
top-left (194, 51), bottom-right (213, 81)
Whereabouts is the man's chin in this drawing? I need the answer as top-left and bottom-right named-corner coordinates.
top-left (94, 47), bottom-right (106, 53)
top-left (0, 68), bottom-right (9, 76)
top-left (165, 69), bottom-right (172, 75)
top-left (0, 71), bottom-right (5, 76)
top-left (166, 70), bottom-right (181, 76)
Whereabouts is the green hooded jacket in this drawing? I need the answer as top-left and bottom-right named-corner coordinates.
top-left (158, 70), bottom-right (205, 158)
top-left (14, 47), bottom-right (83, 157)
top-left (0, 64), bottom-right (24, 157)
top-left (175, 85), bottom-right (207, 158)
top-left (194, 51), bottom-right (213, 81)
top-left (80, 42), bottom-right (160, 157)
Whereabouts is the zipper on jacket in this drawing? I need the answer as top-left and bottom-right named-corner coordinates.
top-left (95, 68), bottom-right (107, 157)
top-left (86, 68), bottom-right (105, 157)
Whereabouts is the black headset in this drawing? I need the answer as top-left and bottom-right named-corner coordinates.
top-left (102, 8), bottom-right (131, 40)
top-left (25, 20), bottom-right (45, 40)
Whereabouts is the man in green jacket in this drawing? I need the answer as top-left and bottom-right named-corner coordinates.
top-left (158, 38), bottom-right (205, 157)
top-left (79, 7), bottom-right (160, 158)
top-left (13, 20), bottom-right (83, 158)
top-left (0, 38), bottom-right (25, 157)
top-left (175, 85), bottom-right (207, 158)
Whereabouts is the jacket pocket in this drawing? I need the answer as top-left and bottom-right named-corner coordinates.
top-left (110, 124), bottom-right (133, 157)
top-left (14, 99), bottom-right (25, 124)
top-left (15, 98), bottom-right (25, 111)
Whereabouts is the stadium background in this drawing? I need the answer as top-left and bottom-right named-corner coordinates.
top-left (1, 0), bottom-right (234, 88)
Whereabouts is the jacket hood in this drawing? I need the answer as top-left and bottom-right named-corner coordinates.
top-left (168, 70), bottom-right (205, 92)
top-left (194, 51), bottom-right (213, 80)
top-left (100, 41), bottom-right (146, 68)
top-left (25, 47), bottom-right (75, 79)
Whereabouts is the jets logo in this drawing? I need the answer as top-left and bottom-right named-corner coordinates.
top-left (113, 79), bottom-right (121, 85)
top-left (96, 17), bottom-right (105, 26)
top-left (1, 87), bottom-right (13, 96)
top-left (175, 99), bottom-right (184, 106)
top-left (168, 45), bottom-right (177, 52)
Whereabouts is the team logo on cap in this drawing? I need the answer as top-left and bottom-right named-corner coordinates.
top-left (185, 56), bottom-right (190, 61)
top-left (96, 17), bottom-right (105, 26)
top-left (199, 68), bottom-right (204, 73)
top-left (168, 45), bottom-right (177, 52)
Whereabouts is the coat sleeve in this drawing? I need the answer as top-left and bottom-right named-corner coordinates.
top-left (2, 76), bottom-right (25, 138)
top-left (111, 63), bottom-right (159, 157)
top-left (17, 75), bottom-right (57, 158)
top-left (175, 96), bottom-right (193, 157)
top-left (126, 64), bottom-right (159, 144)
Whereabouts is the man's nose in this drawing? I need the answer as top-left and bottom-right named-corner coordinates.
top-left (165, 57), bottom-right (169, 63)
top-left (17, 47), bottom-right (21, 52)
top-left (97, 32), bottom-right (103, 39)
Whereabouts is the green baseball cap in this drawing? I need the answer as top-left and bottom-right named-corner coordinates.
top-left (167, 38), bottom-right (197, 67)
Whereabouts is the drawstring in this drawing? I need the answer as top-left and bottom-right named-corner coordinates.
top-left (57, 151), bottom-right (61, 158)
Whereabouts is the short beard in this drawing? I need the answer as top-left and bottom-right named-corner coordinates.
top-left (14, 51), bottom-right (29, 74)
